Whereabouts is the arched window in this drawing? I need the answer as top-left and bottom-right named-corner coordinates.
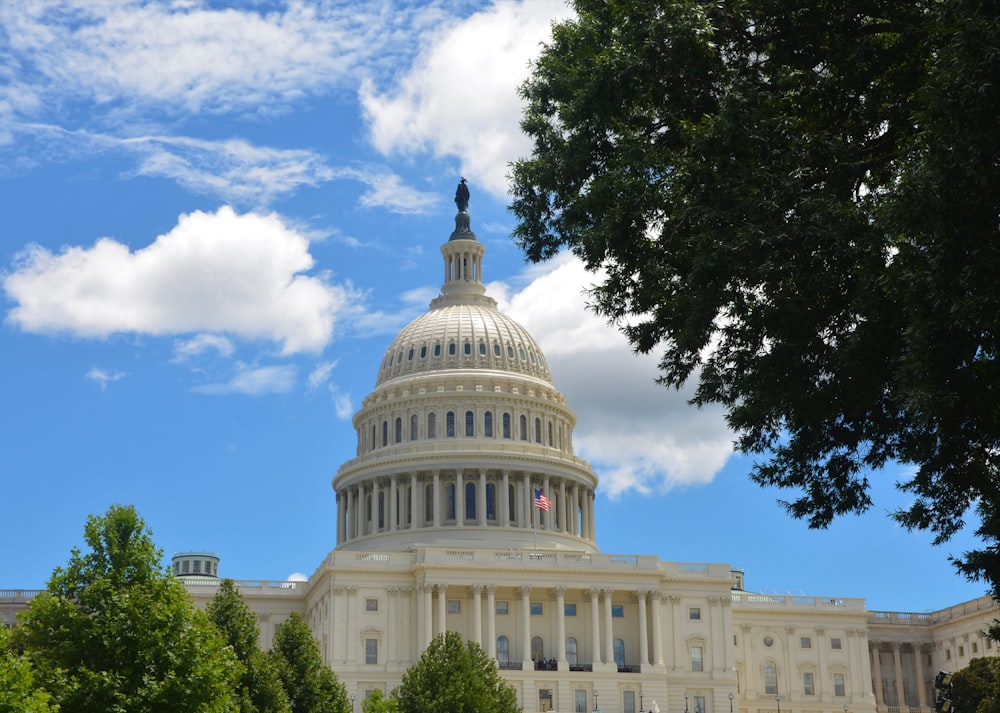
top-left (486, 483), bottom-right (496, 520)
top-left (503, 412), bottom-right (511, 439)
top-left (446, 483), bottom-right (456, 520)
top-left (614, 638), bottom-right (625, 668)
top-left (378, 491), bottom-right (385, 529)
top-left (428, 412), bottom-right (437, 439)
top-left (410, 414), bottom-right (418, 441)
top-left (519, 415), bottom-right (527, 441)
top-left (548, 421), bottom-right (554, 446)
top-left (395, 417), bottom-right (402, 444)
top-left (567, 637), bottom-right (578, 666)
top-left (425, 484), bottom-right (434, 522)
top-left (465, 410), bottom-right (475, 437)
top-left (465, 482), bottom-right (476, 520)
top-left (532, 636), bottom-right (544, 665)
top-left (534, 417), bottom-right (542, 443)
top-left (484, 411), bottom-right (494, 437)
top-left (497, 636), bottom-right (510, 663)
top-left (508, 485), bottom-right (516, 523)
top-left (382, 421), bottom-right (388, 447)
top-left (764, 662), bottom-right (778, 695)
top-left (447, 411), bottom-right (456, 437)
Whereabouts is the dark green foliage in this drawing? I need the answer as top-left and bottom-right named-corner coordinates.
top-left (208, 579), bottom-right (292, 713)
top-left (13, 504), bottom-right (240, 713)
top-left (394, 632), bottom-right (520, 713)
top-left (952, 657), bottom-right (1000, 713)
top-left (0, 626), bottom-right (55, 713)
top-left (510, 0), bottom-right (1000, 594)
top-left (269, 612), bottom-right (349, 713)
top-left (362, 688), bottom-right (399, 713)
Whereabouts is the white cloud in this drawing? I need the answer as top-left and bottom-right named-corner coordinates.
top-left (361, 0), bottom-right (573, 197)
top-left (332, 390), bottom-right (354, 420)
top-left (86, 366), bottom-right (126, 389)
top-left (4, 206), bottom-right (362, 354)
top-left (287, 572), bottom-right (308, 582)
top-left (307, 360), bottom-right (338, 392)
top-left (173, 334), bottom-right (235, 362)
top-left (193, 364), bottom-right (297, 395)
top-left (499, 254), bottom-right (736, 497)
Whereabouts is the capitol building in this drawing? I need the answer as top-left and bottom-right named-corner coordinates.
top-left (5, 185), bottom-right (997, 713)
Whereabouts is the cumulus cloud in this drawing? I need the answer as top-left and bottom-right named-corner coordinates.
top-left (361, 0), bottom-right (573, 196)
top-left (4, 206), bottom-right (361, 354)
top-left (498, 254), bottom-right (736, 497)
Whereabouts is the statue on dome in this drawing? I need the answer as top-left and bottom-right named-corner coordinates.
top-left (455, 177), bottom-right (470, 212)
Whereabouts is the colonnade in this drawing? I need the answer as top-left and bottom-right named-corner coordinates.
top-left (869, 642), bottom-right (930, 710)
top-left (335, 470), bottom-right (596, 545)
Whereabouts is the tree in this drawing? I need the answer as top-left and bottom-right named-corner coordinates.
top-left (0, 626), bottom-right (55, 713)
top-left (394, 631), bottom-right (519, 713)
top-left (362, 688), bottom-right (399, 713)
top-left (13, 504), bottom-right (241, 713)
top-left (208, 579), bottom-right (292, 713)
top-left (952, 657), bottom-right (1000, 713)
top-left (510, 0), bottom-right (1000, 593)
top-left (269, 612), bottom-right (349, 713)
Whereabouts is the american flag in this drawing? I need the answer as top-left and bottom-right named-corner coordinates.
top-left (534, 489), bottom-right (552, 512)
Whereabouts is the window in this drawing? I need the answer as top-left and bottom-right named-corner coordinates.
top-left (382, 420), bottom-right (388, 446)
top-left (174, 561), bottom-right (180, 575)
top-left (503, 413), bottom-right (511, 438)
top-left (576, 690), bottom-right (587, 713)
top-left (691, 645), bottom-right (703, 672)
top-left (446, 411), bottom-right (455, 437)
top-left (420, 345), bottom-right (427, 358)
top-left (497, 636), bottom-right (509, 663)
top-left (486, 483), bottom-right (496, 520)
top-left (494, 342), bottom-right (501, 356)
top-left (833, 673), bottom-right (846, 697)
top-left (434, 343), bottom-right (441, 357)
top-left (182, 560), bottom-right (189, 574)
top-left (612, 604), bottom-right (624, 618)
top-left (378, 492), bottom-right (385, 528)
top-left (763, 636), bottom-right (774, 647)
top-left (614, 638), bottom-right (625, 668)
top-left (946, 649), bottom-right (952, 660)
top-left (624, 691), bottom-right (636, 713)
top-left (496, 601), bottom-right (509, 615)
top-left (408, 348), bottom-right (414, 360)
top-left (519, 415), bottom-right (528, 440)
top-left (479, 341), bottom-right (487, 355)
top-left (465, 482), bottom-right (476, 520)
top-left (764, 662), bottom-right (778, 695)
top-left (448, 342), bottom-right (456, 356)
top-left (485, 411), bottom-right (493, 437)
top-left (446, 483), bottom-right (456, 520)
top-left (959, 645), bottom-right (965, 657)
top-left (689, 607), bottom-right (701, 620)
top-left (565, 603), bottom-right (577, 616)
top-left (548, 421), bottom-right (554, 446)
top-left (694, 697), bottom-right (705, 713)
top-left (567, 637), bottom-right (578, 666)
top-left (532, 636), bottom-right (544, 663)
top-left (831, 638), bottom-right (842, 650)
top-left (425, 484), bottom-right (434, 521)
top-left (365, 638), bottom-right (378, 665)
top-left (973, 642), bottom-right (979, 654)
top-left (428, 412), bottom-right (437, 438)
top-left (395, 417), bottom-right (402, 443)
top-left (448, 600), bottom-right (461, 614)
top-left (193, 560), bottom-right (201, 574)
top-left (365, 598), bottom-right (379, 612)
top-left (804, 672), bottom-right (815, 695)
top-left (410, 414), bottom-right (418, 440)
top-left (534, 417), bottom-right (542, 443)
top-left (464, 341), bottom-right (471, 355)
top-left (531, 602), bottom-right (543, 615)
top-left (465, 410), bottom-right (475, 437)
top-left (801, 637), bottom-right (812, 649)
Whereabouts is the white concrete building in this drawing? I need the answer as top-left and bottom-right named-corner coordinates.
top-left (4, 184), bottom-right (997, 713)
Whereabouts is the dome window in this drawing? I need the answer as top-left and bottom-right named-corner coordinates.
top-left (479, 342), bottom-right (486, 356)
top-left (463, 342), bottom-right (472, 356)
top-left (493, 342), bottom-right (501, 356)
top-left (434, 343), bottom-right (441, 357)
top-left (446, 412), bottom-right (456, 437)
top-left (408, 348), bottom-right (414, 361)
top-left (519, 347), bottom-right (526, 361)
top-left (420, 345), bottom-right (427, 358)
top-left (448, 342), bottom-right (456, 356)
top-left (397, 350), bottom-right (403, 364)
top-left (529, 351), bottom-right (536, 364)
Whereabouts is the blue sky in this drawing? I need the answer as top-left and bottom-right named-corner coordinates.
top-left (0, 0), bottom-right (986, 614)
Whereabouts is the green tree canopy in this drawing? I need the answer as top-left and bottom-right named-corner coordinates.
top-left (952, 657), bottom-right (1000, 713)
top-left (362, 688), bottom-right (399, 713)
top-left (269, 612), bottom-right (349, 713)
top-left (510, 0), bottom-right (1000, 593)
top-left (394, 631), bottom-right (519, 713)
top-left (208, 579), bottom-right (292, 713)
top-left (0, 626), bottom-right (55, 713)
top-left (13, 504), bottom-right (240, 713)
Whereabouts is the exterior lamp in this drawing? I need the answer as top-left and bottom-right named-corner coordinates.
top-left (684, 693), bottom-right (689, 713)
top-left (594, 690), bottom-right (600, 713)
top-left (640, 689), bottom-right (645, 713)
top-left (776, 695), bottom-right (782, 713)
top-left (729, 692), bottom-right (735, 713)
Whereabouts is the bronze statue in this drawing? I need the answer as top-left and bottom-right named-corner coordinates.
top-left (455, 177), bottom-right (470, 211)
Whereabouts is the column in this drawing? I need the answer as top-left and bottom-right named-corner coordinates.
top-left (501, 471), bottom-right (510, 527)
top-left (337, 491), bottom-right (346, 544)
top-left (559, 479), bottom-right (568, 532)
top-left (543, 475), bottom-right (552, 530)
top-left (915, 645), bottom-right (928, 709)
top-left (651, 591), bottom-right (664, 665)
top-left (410, 472), bottom-right (419, 530)
top-left (521, 586), bottom-right (533, 665)
top-left (422, 584), bottom-right (434, 649)
top-left (521, 472), bottom-right (532, 529)
top-left (437, 584), bottom-right (448, 636)
top-left (433, 471), bottom-right (442, 528)
top-left (358, 483), bottom-right (368, 535)
top-left (487, 585), bottom-right (498, 658)
top-left (556, 586), bottom-right (567, 667)
top-left (871, 644), bottom-right (885, 707)
top-left (373, 479), bottom-right (381, 532)
top-left (637, 590), bottom-right (649, 666)
top-left (456, 470), bottom-right (465, 526)
top-left (572, 485), bottom-right (580, 535)
top-left (346, 487), bottom-right (354, 539)
top-left (590, 588), bottom-right (602, 665)
top-left (669, 596), bottom-right (683, 670)
top-left (602, 589), bottom-right (615, 666)
top-left (479, 469), bottom-right (487, 526)
top-left (472, 585), bottom-right (483, 646)
top-left (389, 474), bottom-right (398, 531)
top-left (894, 644), bottom-right (906, 707)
